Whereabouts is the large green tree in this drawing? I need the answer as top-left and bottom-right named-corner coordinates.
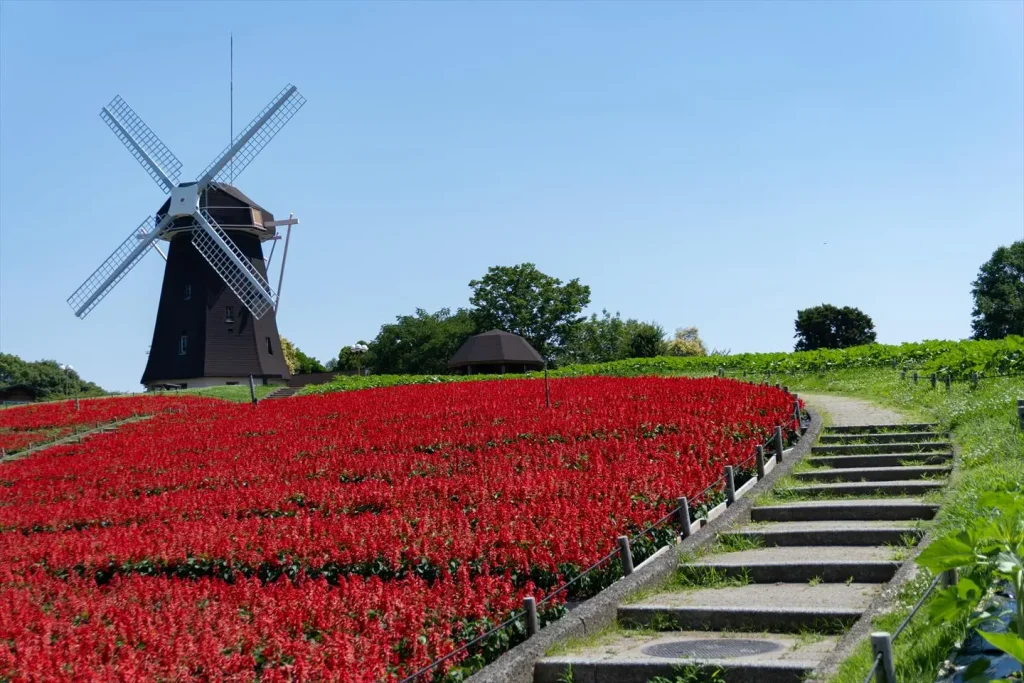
top-left (794, 304), bottom-right (877, 351)
top-left (665, 327), bottom-right (708, 357)
top-left (971, 241), bottom-right (1024, 340)
top-left (469, 263), bottom-right (591, 360)
top-left (279, 337), bottom-right (326, 374)
top-left (561, 311), bottom-right (666, 363)
top-left (0, 353), bottom-right (105, 400)
top-left (368, 308), bottom-right (479, 375)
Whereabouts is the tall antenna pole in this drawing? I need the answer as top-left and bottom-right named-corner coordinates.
top-left (230, 33), bottom-right (234, 184)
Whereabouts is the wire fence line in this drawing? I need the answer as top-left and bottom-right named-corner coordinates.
top-left (398, 396), bottom-right (806, 683)
top-left (860, 573), bottom-right (950, 683)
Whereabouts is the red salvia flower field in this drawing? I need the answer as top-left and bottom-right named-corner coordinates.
top-left (0, 377), bottom-right (797, 681)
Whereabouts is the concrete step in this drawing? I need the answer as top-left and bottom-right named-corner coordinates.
top-left (793, 465), bottom-right (951, 483)
top-left (782, 480), bottom-right (946, 497)
top-left (818, 431), bottom-right (944, 444)
top-left (618, 583), bottom-right (882, 633)
top-left (752, 499), bottom-right (939, 522)
top-left (812, 442), bottom-right (950, 455)
top-left (682, 546), bottom-right (901, 583)
top-left (825, 423), bottom-right (938, 434)
top-left (808, 453), bottom-right (952, 469)
top-left (535, 631), bottom-right (839, 683)
top-left (264, 387), bottom-right (298, 400)
top-left (722, 520), bottom-right (924, 547)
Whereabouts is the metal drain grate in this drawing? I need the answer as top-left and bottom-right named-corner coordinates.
top-left (643, 639), bottom-right (782, 659)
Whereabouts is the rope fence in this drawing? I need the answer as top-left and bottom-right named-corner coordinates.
top-left (398, 385), bottom-right (806, 682)
top-left (859, 571), bottom-right (954, 683)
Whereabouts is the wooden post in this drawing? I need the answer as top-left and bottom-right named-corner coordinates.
top-left (1017, 399), bottom-right (1024, 431)
top-left (871, 632), bottom-right (896, 683)
top-left (971, 372), bottom-right (979, 389)
top-left (249, 375), bottom-right (258, 405)
top-left (940, 568), bottom-right (959, 589)
top-left (913, 371), bottom-right (918, 385)
top-left (524, 596), bottom-right (539, 637)
top-left (677, 496), bottom-right (692, 538)
top-left (943, 375), bottom-right (951, 391)
top-left (773, 426), bottom-right (784, 463)
top-left (617, 536), bottom-right (634, 576)
top-left (930, 373), bottom-right (937, 389)
top-left (544, 360), bottom-right (551, 409)
top-left (725, 466), bottom-right (736, 504)
top-left (74, 398), bottom-right (80, 411)
top-left (756, 445), bottom-right (766, 479)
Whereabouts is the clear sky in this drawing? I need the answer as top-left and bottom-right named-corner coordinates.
top-left (1, 1), bottom-right (1022, 392)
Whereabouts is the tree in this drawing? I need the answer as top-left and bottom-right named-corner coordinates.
top-left (368, 308), bottom-right (479, 375)
top-left (794, 304), bottom-right (877, 351)
top-left (624, 321), bottom-right (666, 358)
top-left (0, 353), bottom-right (105, 400)
top-left (665, 327), bottom-right (708, 357)
top-left (279, 337), bottom-right (325, 375)
top-left (971, 241), bottom-right (1024, 340)
top-left (469, 263), bottom-right (591, 360)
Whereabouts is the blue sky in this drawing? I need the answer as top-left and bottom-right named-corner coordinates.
top-left (1, 1), bottom-right (1022, 391)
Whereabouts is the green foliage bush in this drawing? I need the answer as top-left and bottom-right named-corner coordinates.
top-left (302, 337), bottom-right (1024, 395)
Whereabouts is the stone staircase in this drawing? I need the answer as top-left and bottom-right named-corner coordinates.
top-left (534, 423), bottom-right (951, 683)
top-left (264, 387), bottom-right (298, 400)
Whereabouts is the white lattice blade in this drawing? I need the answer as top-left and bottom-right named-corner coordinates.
top-left (101, 97), bottom-right (180, 194)
top-left (190, 210), bottom-right (275, 319)
top-left (67, 216), bottom-right (168, 319)
top-left (196, 84), bottom-right (305, 187)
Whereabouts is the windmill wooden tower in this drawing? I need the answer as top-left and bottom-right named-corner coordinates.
top-left (66, 86), bottom-right (305, 389)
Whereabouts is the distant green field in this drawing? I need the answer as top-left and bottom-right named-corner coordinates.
top-left (302, 337), bottom-right (1024, 395)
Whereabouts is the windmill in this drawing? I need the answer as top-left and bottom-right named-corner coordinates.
top-left (66, 85), bottom-right (306, 389)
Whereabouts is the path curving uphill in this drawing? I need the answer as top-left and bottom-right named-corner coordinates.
top-left (533, 394), bottom-right (951, 683)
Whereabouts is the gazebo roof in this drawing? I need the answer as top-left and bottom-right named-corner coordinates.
top-left (447, 330), bottom-right (545, 369)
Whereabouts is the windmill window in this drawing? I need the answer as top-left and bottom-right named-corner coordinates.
top-left (179, 332), bottom-right (188, 356)
top-left (225, 306), bottom-right (235, 324)
top-left (184, 284), bottom-right (191, 301)
top-left (266, 337), bottom-right (273, 354)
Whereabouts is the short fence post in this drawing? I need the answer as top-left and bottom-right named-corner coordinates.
top-left (617, 536), bottom-right (634, 577)
top-left (1017, 399), bottom-right (1024, 431)
top-left (901, 369), bottom-right (907, 380)
top-left (971, 372), bottom-right (979, 389)
top-left (718, 368), bottom-right (724, 378)
top-left (249, 374), bottom-right (258, 405)
top-left (742, 371), bottom-right (747, 380)
top-left (943, 375), bottom-right (951, 391)
top-left (940, 568), bottom-right (959, 589)
top-left (74, 398), bottom-right (80, 411)
top-left (756, 445), bottom-right (766, 479)
top-left (913, 371), bottom-right (919, 385)
top-left (677, 496), bottom-right (692, 538)
top-left (725, 466), bottom-right (736, 504)
top-left (524, 596), bottom-right (539, 637)
top-left (773, 426), bottom-right (784, 463)
top-left (871, 632), bottom-right (896, 683)
top-left (783, 385), bottom-right (789, 394)
top-left (930, 373), bottom-right (937, 389)
top-left (775, 383), bottom-right (781, 390)
top-left (793, 399), bottom-right (801, 424)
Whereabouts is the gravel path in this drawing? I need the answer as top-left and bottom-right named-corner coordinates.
top-left (798, 393), bottom-right (906, 427)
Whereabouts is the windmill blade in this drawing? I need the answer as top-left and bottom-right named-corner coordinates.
top-left (196, 84), bottom-right (305, 187)
top-left (67, 215), bottom-right (170, 319)
top-left (100, 96), bottom-right (182, 194)
top-left (191, 209), bottom-right (276, 319)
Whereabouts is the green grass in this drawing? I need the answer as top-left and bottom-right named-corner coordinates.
top-left (782, 369), bottom-right (1023, 683)
top-left (179, 385), bottom-right (279, 402)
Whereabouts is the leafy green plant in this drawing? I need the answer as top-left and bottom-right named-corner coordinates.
top-left (916, 488), bottom-right (1024, 678)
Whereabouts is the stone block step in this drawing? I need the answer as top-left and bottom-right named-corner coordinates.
top-left (751, 499), bottom-right (938, 522)
top-left (535, 631), bottom-right (839, 683)
top-left (619, 583), bottom-right (881, 633)
top-left (722, 520), bottom-right (924, 547)
top-left (782, 480), bottom-right (946, 497)
top-left (825, 423), bottom-right (938, 434)
top-left (683, 546), bottom-right (900, 583)
top-left (812, 442), bottom-right (950, 455)
top-left (819, 431), bottom-right (943, 444)
top-left (794, 465), bottom-right (951, 483)
top-left (808, 453), bottom-right (952, 469)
